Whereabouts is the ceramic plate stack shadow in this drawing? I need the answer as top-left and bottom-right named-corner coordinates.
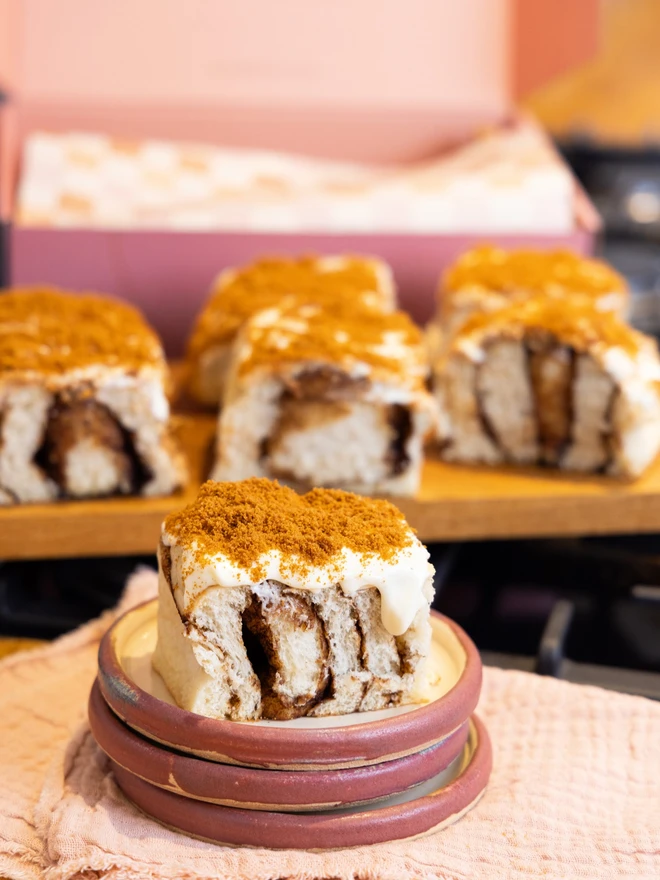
top-left (90, 600), bottom-right (492, 849)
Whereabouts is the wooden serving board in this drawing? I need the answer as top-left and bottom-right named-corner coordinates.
top-left (2, 410), bottom-right (660, 560)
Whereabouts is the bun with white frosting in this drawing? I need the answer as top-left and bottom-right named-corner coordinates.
top-left (433, 296), bottom-right (660, 478)
top-left (211, 298), bottom-right (435, 497)
top-left (152, 478), bottom-right (435, 721)
top-left (0, 287), bottom-right (186, 503)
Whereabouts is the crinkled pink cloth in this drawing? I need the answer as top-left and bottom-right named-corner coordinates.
top-left (1, 569), bottom-right (659, 880)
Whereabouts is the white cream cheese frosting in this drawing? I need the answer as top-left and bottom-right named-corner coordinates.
top-left (162, 533), bottom-right (434, 638)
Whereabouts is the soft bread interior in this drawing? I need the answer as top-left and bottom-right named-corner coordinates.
top-left (213, 365), bottom-right (428, 497)
top-left (436, 337), bottom-right (660, 478)
top-left (152, 563), bottom-right (262, 721)
top-left (153, 545), bottom-right (435, 721)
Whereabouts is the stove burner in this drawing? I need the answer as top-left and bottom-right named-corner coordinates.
top-left (0, 557), bottom-right (154, 639)
top-left (430, 537), bottom-right (660, 700)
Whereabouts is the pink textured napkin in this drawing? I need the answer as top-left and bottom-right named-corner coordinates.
top-left (1, 569), bottom-right (659, 880)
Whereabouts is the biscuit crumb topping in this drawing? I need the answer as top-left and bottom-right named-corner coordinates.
top-left (453, 296), bottom-right (643, 357)
top-left (163, 478), bottom-right (414, 581)
top-left (0, 287), bottom-right (163, 375)
top-left (187, 255), bottom-right (389, 354)
top-left (237, 299), bottom-right (426, 389)
top-left (445, 246), bottom-right (626, 299)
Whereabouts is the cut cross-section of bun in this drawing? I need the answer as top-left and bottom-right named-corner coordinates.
top-left (211, 298), bottom-right (436, 497)
top-left (152, 478), bottom-right (436, 721)
top-left (0, 287), bottom-right (186, 503)
top-left (433, 297), bottom-right (660, 478)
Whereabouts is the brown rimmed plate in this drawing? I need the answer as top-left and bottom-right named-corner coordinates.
top-left (98, 600), bottom-right (482, 770)
top-left (89, 678), bottom-right (470, 812)
top-left (112, 714), bottom-right (491, 850)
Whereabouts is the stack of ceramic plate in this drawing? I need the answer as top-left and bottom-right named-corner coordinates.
top-left (91, 599), bottom-right (492, 849)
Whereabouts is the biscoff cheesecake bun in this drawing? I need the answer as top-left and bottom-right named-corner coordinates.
top-left (0, 287), bottom-right (186, 503)
top-left (153, 478), bottom-right (435, 721)
top-left (433, 296), bottom-right (660, 478)
top-left (212, 298), bottom-right (435, 497)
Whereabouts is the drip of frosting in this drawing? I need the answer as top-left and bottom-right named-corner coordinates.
top-left (163, 538), bottom-right (433, 637)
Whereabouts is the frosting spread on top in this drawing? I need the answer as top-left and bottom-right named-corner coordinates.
top-left (450, 296), bottom-right (649, 361)
top-left (0, 287), bottom-right (165, 376)
top-left (162, 479), bottom-right (433, 636)
top-left (187, 255), bottom-right (394, 355)
top-left (234, 299), bottom-right (428, 393)
top-left (444, 245), bottom-right (626, 299)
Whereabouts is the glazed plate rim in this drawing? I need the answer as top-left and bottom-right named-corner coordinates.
top-left (98, 599), bottom-right (482, 769)
top-left (111, 714), bottom-right (492, 850)
top-left (89, 677), bottom-right (471, 811)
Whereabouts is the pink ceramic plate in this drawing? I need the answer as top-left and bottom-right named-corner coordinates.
top-left (112, 715), bottom-right (491, 850)
top-left (89, 678), bottom-right (470, 811)
top-left (98, 600), bottom-right (482, 770)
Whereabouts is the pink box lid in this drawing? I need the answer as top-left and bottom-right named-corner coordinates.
top-left (0, 0), bottom-right (599, 163)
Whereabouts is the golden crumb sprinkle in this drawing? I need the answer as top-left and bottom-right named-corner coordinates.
top-left (237, 298), bottom-right (426, 388)
top-left (164, 478), bottom-right (414, 581)
top-left (444, 246), bottom-right (626, 298)
top-left (187, 255), bottom-right (388, 355)
top-left (0, 287), bottom-right (164, 375)
top-left (454, 295), bottom-right (644, 357)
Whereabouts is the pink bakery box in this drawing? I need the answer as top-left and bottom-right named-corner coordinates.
top-left (0, 0), bottom-right (601, 356)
